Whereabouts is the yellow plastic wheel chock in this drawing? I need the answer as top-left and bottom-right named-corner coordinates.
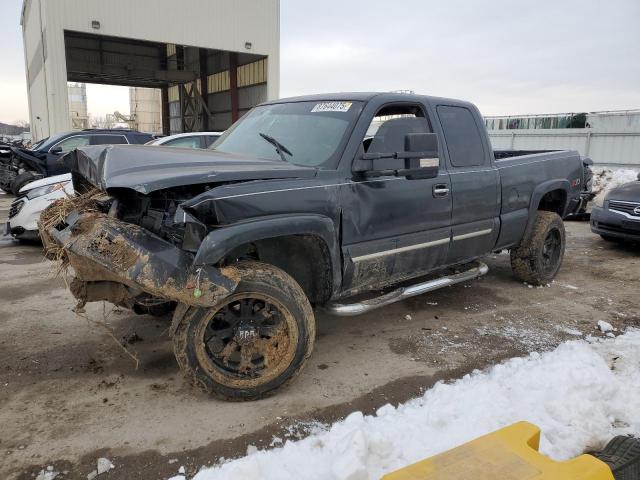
top-left (382, 421), bottom-right (614, 480)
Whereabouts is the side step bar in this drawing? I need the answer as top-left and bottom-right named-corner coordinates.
top-left (325, 262), bottom-right (489, 316)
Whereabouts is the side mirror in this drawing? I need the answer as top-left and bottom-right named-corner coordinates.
top-left (50, 146), bottom-right (63, 155)
top-left (353, 132), bottom-right (440, 180)
top-left (400, 133), bottom-right (439, 180)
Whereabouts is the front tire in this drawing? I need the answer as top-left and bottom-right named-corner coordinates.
top-left (510, 211), bottom-right (566, 285)
top-left (173, 262), bottom-right (315, 400)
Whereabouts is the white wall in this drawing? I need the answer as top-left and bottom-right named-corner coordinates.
top-left (488, 129), bottom-right (640, 167)
top-left (22, 0), bottom-right (280, 139)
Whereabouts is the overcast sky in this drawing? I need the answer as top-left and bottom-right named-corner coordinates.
top-left (1, 0), bottom-right (639, 124)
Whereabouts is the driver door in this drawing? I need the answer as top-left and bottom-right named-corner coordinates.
top-left (340, 103), bottom-right (452, 292)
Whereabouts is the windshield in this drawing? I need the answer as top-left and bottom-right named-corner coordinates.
top-left (210, 101), bottom-right (363, 167)
top-left (27, 137), bottom-right (48, 150)
top-left (33, 134), bottom-right (68, 151)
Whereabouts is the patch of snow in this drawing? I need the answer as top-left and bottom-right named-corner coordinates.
top-left (87, 471), bottom-right (97, 480)
top-left (560, 284), bottom-right (579, 290)
top-left (179, 466), bottom-right (186, 474)
top-left (96, 458), bottom-right (114, 474)
top-left (193, 330), bottom-right (640, 480)
top-left (556, 326), bottom-right (583, 337)
top-left (598, 320), bottom-right (614, 333)
top-left (35, 466), bottom-right (58, 480)
top-left (591, 167), bottom-right (639, 207)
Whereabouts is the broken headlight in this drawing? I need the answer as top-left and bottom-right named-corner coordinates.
top-left (175, 205), bottom-right (208, 252)
top-left (26, 181), bottom-right (69, 200)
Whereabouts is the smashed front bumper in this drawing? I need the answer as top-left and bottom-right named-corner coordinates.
top-left (45, 211), bottom-right (240, 309)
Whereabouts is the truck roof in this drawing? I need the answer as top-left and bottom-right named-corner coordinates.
top-left (266, 92), bottom-right (476, 109)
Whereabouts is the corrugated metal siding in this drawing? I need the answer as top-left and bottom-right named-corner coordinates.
top-left (53, 0), bottom-right (279, 59)
top-left (488, 129), bottom-right (640, 167)
top-left (208, 71), bottom-right (230, 93)
top-left (167, 85), bottom-right (179, 102)
top-left (237, 58), bottom-right (267, 87)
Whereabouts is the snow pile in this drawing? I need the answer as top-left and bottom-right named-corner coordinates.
top-left (194, 331), bottom-right (640, 480)
top-left (591, 167), bottom-right (639, 206)
top-left (597, 320), bottom-right (614, 333)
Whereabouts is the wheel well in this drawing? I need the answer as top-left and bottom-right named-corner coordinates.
top-left (537, 189), bottom-right (567, 216)
top-left (221, 234), bottom-right (333, 305)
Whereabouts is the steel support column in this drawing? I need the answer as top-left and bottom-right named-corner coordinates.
top-left (161, 86), bottom-right (170, 135)
top-left (229, 52), bottom-right (239, 122)
top-left (199, 48), bottom-right (209, 131)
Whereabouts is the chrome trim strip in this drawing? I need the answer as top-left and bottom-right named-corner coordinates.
top-left (609, 200), bottom-right (640, 206)
top-left (609, 209), bottom-right (640, 220)
top-left (352, 237), bottom-right (450, 263)
top-left (452, 228), bottom-right (493, 241)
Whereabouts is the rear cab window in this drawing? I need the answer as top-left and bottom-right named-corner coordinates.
top-left (437, 105), bottom-right (486, 167)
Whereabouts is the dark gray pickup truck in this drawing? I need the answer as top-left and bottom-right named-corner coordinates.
top-left (44, 92), bottom-right (589, 399)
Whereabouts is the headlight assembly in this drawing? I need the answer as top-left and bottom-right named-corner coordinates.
top-left (26, 181), bottom-right (69, 200)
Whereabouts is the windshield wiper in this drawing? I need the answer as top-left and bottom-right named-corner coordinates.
top-left (259, 132), bottom-right (292, 162)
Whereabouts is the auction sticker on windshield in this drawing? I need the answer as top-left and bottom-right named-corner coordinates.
top-left (311, 101), bottom-right (353, 113)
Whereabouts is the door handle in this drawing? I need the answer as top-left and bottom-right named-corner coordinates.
top-left (433, 184), bottom-right (450, 198)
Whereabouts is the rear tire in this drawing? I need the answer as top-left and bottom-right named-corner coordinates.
top-left (510, 211), bottom-right (566, 286)
top-left (10, 171), bottom-right (36, 195)
top-left (592, 435), bottom-right (640, 479)
top-left (173, 262), bottom-right (315, 400)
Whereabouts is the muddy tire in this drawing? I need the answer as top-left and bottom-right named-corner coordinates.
top-left (10, 171), bottom-right (36, 195)
top-left (173, 262), bottom-right (315, 401)
top-left (510, 211), bottom-right (566, 286)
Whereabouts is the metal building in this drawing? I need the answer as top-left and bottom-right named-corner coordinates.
top-left (21, 0), bottom-right (280, 141)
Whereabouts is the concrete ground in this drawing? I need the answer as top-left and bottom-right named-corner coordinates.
top-left (0, 194), bottom-right (638, 479)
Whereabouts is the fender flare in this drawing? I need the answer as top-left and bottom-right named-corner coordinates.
top-left (194, 214), bottom-right (342, 294)
top-left (523, 179), bottom-right (570, 238)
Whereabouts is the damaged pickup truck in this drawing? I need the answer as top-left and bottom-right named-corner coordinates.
top-left (42, 92), bottom-right (590, 400)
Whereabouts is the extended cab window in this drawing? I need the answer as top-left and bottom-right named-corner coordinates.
top-left (437, 105), bottom-right (486, 167)
top-left (211, 101), bottom-right (363, 167)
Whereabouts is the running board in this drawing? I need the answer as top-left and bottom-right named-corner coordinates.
top-left (325, 262), bottom-right (489, 316)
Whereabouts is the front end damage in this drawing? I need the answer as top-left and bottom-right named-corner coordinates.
top-left (40, 144), bottom-right (314, 316)
top-left (42, 207), bottom-right (240, 313)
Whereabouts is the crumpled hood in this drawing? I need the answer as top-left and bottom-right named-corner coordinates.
top-left (64, 144), bottom-right (317, 194)
top-left (607, 180), bottom-right (640, 202)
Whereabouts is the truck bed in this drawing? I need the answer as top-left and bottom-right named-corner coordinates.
top-left (493, 149), bottom-right (584, 249)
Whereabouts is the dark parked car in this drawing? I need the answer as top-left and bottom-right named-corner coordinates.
top-left (45, 92), bottom-right (590, 400)
top-left (0, 129), bottom-right (153, 194)
top-left (591, 172), bottom-right (640, 242)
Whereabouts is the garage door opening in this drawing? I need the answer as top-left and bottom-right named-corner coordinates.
top-left (64, 30), bottom-right (269, 135)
